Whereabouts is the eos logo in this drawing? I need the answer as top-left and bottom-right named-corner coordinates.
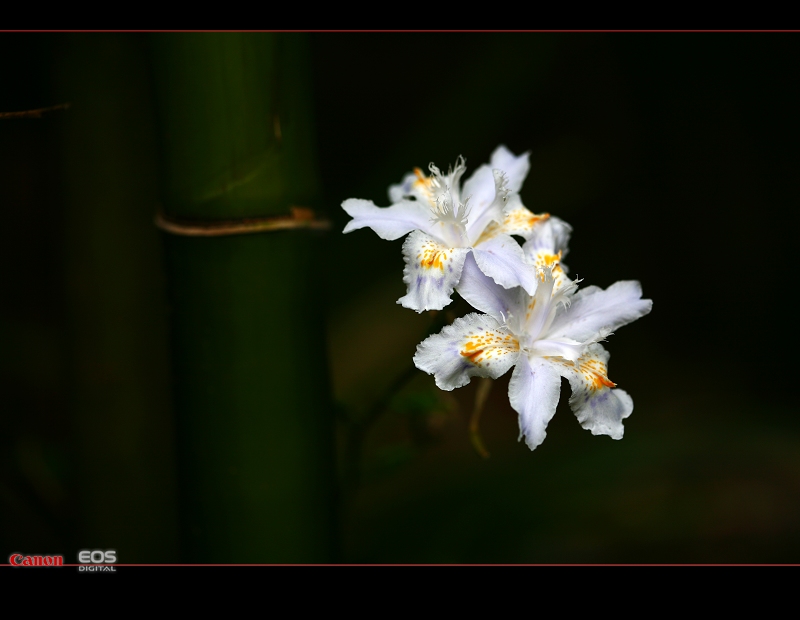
top-left (78, 550), bottom-right (117, 572)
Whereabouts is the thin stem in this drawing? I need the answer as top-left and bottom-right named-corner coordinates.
top-left (469, 377), bottom-right (494, 459)
top-left (341, 310), bottom-right (449, 500)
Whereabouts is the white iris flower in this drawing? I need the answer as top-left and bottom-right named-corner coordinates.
top-left (341, 146), bottom-right (554, 312)
top-left (413, 237), bottom-right (652, 451)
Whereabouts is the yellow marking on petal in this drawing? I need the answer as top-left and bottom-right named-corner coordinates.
top-left (475, 222), bottom-right (500, 242)
top-left (419, 245), bottom-right (449, 270)
top-left (504, 209), bottom-right (550, 232)
top-left (461, 349), bottom-right (485, 363)
top-left (538, 270), bottom-right (547, 283)
top-left (540, 251), bottom-right (562, 267)
top-left (579, 359), bottom-right (616, 391)
top-left (461, 340), bottom-right (485, 364)
top-left (543, 356), bottom-right (575, 367)
top-left (411, 167), bottom-right (438, 205)
top-left (532, 250), bottom-right (567, 290)
top-left (475, 210), bottom-right (549, 245)
top-left (461, 333), bottom-right (518, 365)
top-left (413, 167), bottom-right (433, 192)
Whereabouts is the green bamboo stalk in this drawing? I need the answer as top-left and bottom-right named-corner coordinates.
top-left (54, 33), bottom-right (179, 562)
top-left (149, 33), bottom-right (336, 563)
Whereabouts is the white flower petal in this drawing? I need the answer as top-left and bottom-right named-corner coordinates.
top-left (528, 337), bottom-right (584, 365)
top-left (414, 313), bottom-right (520, 391)
top-left (471, 234), bottom-right (540, 295)
top-left (559, 344), bottom-right (632, 440)
top-left (456, 252), bottom-right (527, 326)
top-left (464, 169), bottom-right (508, 244)
top-left (489, 145), bottom-right (530, 193)
top-left (548, 280), bottom-right (653, 344)
top-left (522, 214), bottom-right (572, 259)
top-left (508, 355), bottom-right (563, 451)
top-left (397, 230), bottom-right (470, 312)
top-left (341, 198), bottom-right (434, 241)
top-left (461, 164), bottom-right (499, 226)
top-left (460, 145), bottom-right (532, 242)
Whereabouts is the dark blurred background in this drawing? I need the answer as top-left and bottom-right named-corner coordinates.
top-left (1, 32), bottom-right (798, 563)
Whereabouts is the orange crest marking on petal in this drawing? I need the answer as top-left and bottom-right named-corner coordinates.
top-left (506, 209), bottom-right (549, 231)
top-left (420, 246), bottom-right (448, 270)
top-left (460, 332), bottom-right (518, 365)
top-left (541, 251), bottom-right (562, 266)
top-left (411, 168), bottom-right (437, 204)
top-left (531, 250), bottom-right (563, 271)
top-left (579, 358), bottom-right (616, 391)
top-left (543, 356), bottom-right (573, 366)
top-left (531, 250), bottom-right (567, 290)
top-left (461, 338), bottom-right (486, 363)
top-left (413, 167), bottom-right (431, 190)
top-left (475, 210), bottom-right (550, 245)
top-left (460, 347), bottom-right (486, 363)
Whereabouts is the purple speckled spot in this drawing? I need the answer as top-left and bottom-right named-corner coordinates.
top-left (590, 391), bottom-right (611, 409)
top-left (435, 277), bottom-right (445, 289)
top-left (448, 264), bottom-right (453, 273)
top-left (416, 275), bottom-right (423, 289)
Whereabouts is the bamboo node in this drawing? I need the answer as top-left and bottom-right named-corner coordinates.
top-left (154, 205), bottom-right (331, 237)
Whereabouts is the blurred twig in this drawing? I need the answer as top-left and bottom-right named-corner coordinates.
top-left (0, 103), bottom-right (70, 119)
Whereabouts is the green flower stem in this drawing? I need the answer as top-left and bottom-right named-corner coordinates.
top-left (341, 310), bottom-right (451, 503)
top-left (469, 378), bottom-right (494, 459)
